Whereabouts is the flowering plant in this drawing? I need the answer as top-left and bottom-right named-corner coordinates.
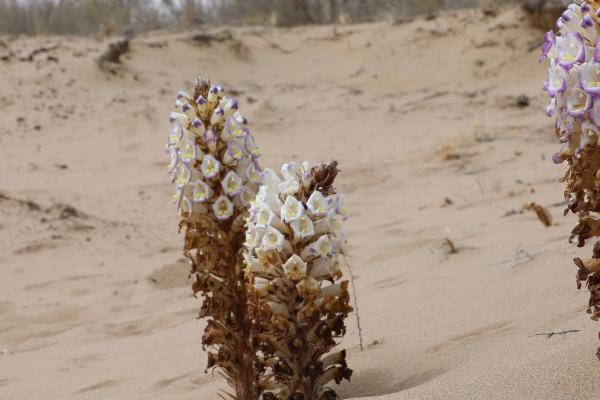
top-left (542, 1), bottom-right (600, 361)
top-left (166, 78), bottom-right (353, 398)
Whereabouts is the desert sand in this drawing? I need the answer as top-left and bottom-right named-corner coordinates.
top-left (1, 6), bottom-right (599, 400)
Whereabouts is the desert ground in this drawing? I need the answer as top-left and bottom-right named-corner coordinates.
top-left (1, 5), bottom-right (599, 400)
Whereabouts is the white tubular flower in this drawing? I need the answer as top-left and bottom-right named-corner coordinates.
top-left (245, 132), bottom-right (261, 158)
top-left (281, 162), bottom-right (300, 180)
top-left (262, 226), bottom-right (285, 252)
top-left (282, 254), bottom-right (307, 281)
top-left (221, 171), bottom-right (243, 196)
top-left (168, 123), bottom-right (183, 146)
top-left (261, 168), bottom-right (282, 192)
top-left (238, 186), bottom-right (257, 207)
top-left (307, 190), bottom-right (330, 217)
top-left (170, 112), bottom-right (189, 127)
top-left (203, 129), bottom-right (218, 153)
top-left (245, 225), bottom-right (265, 249)
top-left (301, 235), bottom-right (333, 259)
top-left (167, 147), bottom-right (179, 172)
top-left (253, 203), bottom-right (276, 228)
top-left (207, 85), bottom-right (219, 103)
top-left (301, 161), bottom-right (313, 189)
top-left (289, 215), bottom-right (315, 240)
top-left (179, 139), bottom-right (202, 164)
top-left (222, 141), bottom-right (245, 165)
top-left (314, 215), bottom-right (338, 235)
top-left (223, 98), bottom-right (239, 117)
top-left (212, 195), bottom-right (234, 221)
top-left (174, 163), bottom-right (193, 188)
top-left (281, 195), bottom-right (305, 222)
top-left (279, 178), bottom-right (300, 195)
top-left (210, 107), bottom-right (225, 125)
top-left (256, 185), bottom-right (283, 213)
top-left (244, 162), bottom-right (262, 184)
top-left (332, 194), bottom-right (349, 220)
top-left (182, 101), bottom-right (195, 119)
top-left (192, 179), bottom-right (212, 203)
top-left (190, 117), bottom-right (205, 136)
top-left (309, 256), bottom-right (333, 279)
top-left (201, 154), bottom-right (221, 179)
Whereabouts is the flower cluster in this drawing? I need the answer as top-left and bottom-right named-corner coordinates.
top-left (244, 161), bottom-right (353, 399)
top-left (167, 81), bottom-right (261, 224)
top-left (543, 2), bottom-right (600, 361)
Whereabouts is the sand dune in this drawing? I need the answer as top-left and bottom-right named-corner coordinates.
top-left (1, 6), bottom-right (599, 399)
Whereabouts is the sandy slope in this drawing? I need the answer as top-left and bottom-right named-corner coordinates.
top-left (1, 6), bottom-right (599, 399)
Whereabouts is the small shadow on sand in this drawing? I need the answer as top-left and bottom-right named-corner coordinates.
top-left (337, 366), bottom-right (449, 398)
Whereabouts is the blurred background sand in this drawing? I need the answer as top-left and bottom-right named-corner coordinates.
top-left (1, 1), bottom-right (600, 399)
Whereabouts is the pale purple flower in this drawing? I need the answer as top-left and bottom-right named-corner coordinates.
top-left (210, 107), bottom-right (225, 125)
top-left (178, 139), bottom-right (201, 164)
top-left (557, 32), bottom-right (585, 70)
top-left (201, 154), bottom-right (221, 179)
top-left (244, 161), bottom-right (262, 184)
top-left (591, 96), bottom-right (600, 127)
top-left (245, 132), bottom-right (261, 158)
top-left (565, 85), bottom-right (591, 117)
top-left (281, 195), bottom-right (305, 222)
top-left (203, 129), bottom-right (218, 153)
top-left (221, 171), bottom-right (243, 196)
top-left (541, 31), bottom-right (556, 59)
top-left (168, 123), bottom-right (183, 146)
top-left (546, 59), bottom-right (567, 97)
top-left (580, 61), bottom-right (600, 95)
top-left (212, 195), bottom-right (234, 220)
top-left (193, 179), bottom-right (212, 203)
top-left (581, 2), bottom-right (592, 14)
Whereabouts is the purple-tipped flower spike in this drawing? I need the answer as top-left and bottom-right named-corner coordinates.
top-left (558, 32), bottom-right (585, 70)
top-left (543, 4), bottom-right (600, 362)
top-left (166, 79), bottom-right (265, 399)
